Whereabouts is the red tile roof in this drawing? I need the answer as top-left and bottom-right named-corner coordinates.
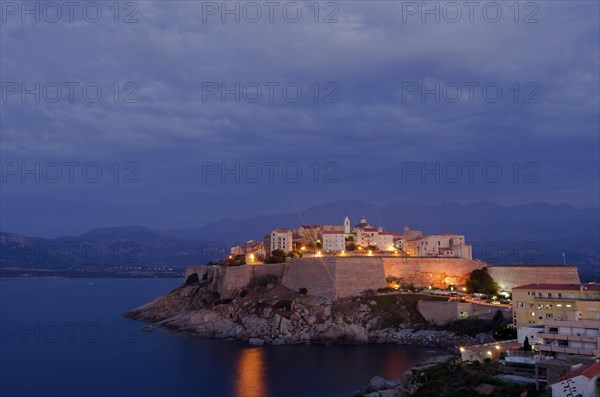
top-left (513, 283), bottom-right (600, 291)
top-left (552, 362), bottom-right (600, 384)
top-left (272, 228), bottom-right (293, 233)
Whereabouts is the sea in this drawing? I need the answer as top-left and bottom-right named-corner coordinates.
top-left (0, 278), bottom-right (443, 397)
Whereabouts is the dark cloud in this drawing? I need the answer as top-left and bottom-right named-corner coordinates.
top-left (1, 1), bottom-right (598, 237)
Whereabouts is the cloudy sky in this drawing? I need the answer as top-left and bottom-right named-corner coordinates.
top-left (1, 0), bottom-right (599, 237)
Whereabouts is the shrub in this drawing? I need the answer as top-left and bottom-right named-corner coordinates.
top-left (298, 287), bottom-right (308, 295)
top-left (466, 269), bottom-right (499, 295)
top-left (274, 299), bottom-right (292, 310)
top-left (266, 249), bottom-right (287, 263)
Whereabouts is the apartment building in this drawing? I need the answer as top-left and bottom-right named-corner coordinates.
top-left (512, 283), bottom-right (600, 328)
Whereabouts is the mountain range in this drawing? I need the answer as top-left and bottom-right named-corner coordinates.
top-left (1, 201), bottom-right (598, 279)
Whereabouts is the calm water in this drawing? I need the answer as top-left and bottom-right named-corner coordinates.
top-left (0, 279), bottom-right (441, 397)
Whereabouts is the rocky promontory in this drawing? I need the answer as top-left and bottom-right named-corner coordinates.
top-left (124, 272), bottom-right (495, 347)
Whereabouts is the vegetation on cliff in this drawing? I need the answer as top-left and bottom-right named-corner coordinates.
top-left (417, 310), bottom-right (517, 340)
top-left (412, 360), bottom-right (540, 397)
top-left (466, 269), bottom-right (500, 296)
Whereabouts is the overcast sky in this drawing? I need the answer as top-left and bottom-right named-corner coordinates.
top-left (1, 1), bottom-right (599, 237)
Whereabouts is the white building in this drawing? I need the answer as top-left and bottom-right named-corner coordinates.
top-left (264, 229), bottom-right (292, 255)
top-left (376, 232), bottom-right (395, 251)
top-left (323, 231), bottom-right (345, 252)
top-left (550, 361), bottom-right (600, 397)
top-left (356, 227), bottom-right (379, 247)
top-left (404, 232), bottom-right (472, 260)
top-left (538, 311), bottom-right (600, 360)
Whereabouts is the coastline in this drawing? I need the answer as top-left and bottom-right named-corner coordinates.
top-left (123, 277), bottom-right (497, 348)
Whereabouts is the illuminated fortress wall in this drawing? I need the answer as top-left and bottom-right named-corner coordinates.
top-left (185, 259), bottom-right (580, 300)
top-left (485, 265), bottom-right (580, 291)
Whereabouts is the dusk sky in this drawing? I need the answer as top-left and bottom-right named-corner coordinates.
top-left (1, 1), bottom-right (599, 237)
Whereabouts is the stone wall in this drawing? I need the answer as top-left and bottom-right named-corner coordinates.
top-left (332, 257), bottom-right (387, 298)
top-left (485, 265), bottom-right (580, 291)
top-left (219, 263), bottom-right (286, 298)
top-left (282, 257), bottom-right (337, 300)
top-left (184, 260), bottom-right (581, 301)
top-left (383, 257), bottom-right (485, 288)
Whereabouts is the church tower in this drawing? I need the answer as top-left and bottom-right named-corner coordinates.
top-left (344, 216), bottom-right (351, 235)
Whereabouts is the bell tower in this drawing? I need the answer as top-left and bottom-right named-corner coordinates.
top-left (344, 216), bottom-right (351, 235)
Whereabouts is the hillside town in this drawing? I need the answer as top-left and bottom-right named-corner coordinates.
top-left (229, 216), bottom-right (473, 265)
top-left (218, 216), bottom-right (600, 396)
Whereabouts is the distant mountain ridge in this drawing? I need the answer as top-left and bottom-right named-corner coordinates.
top-left (1, 201), bottom-right (598, 278)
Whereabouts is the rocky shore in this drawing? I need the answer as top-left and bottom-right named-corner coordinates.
top-left (353, 355), bottom-right (454, 397)
top-left (124, 274), bottom-right (495, 348)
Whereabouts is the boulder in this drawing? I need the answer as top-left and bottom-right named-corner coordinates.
top-left (384, 379), bottom-right (401, 389)
top-left (369, 376), bottom-right (386, 391)
top-left (248, 338), bottom-right (264, 346)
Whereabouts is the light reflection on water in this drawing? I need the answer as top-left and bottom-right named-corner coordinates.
top-left (0, 279), bottom-right (444, 397)
top-left (235, 348), bottom-right (268, 397)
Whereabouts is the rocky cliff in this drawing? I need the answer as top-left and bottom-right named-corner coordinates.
top-left (124, 273), bottom-right (495, 347)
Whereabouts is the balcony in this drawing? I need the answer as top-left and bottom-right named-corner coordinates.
top-left (533, 296), bottom-right (600, 302)
top-left (541, 333), bottom-right (599, 343)
top-left (538, 344), bottom-right (596, 356)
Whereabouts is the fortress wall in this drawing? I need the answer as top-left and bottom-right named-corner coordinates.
top-left (333, 257), bottom-right (387, 298)
top-left (382, 257), bottom-right (485, 288)
top-left (485, 265), bottom-right (581, 291)
top-left (185, 259), bottom-right (580, 301)
top-left (219, 265), bottom-right (252, 298)
top-left (218, 263), bottom-right (286, 298)
top-left (282, 258), bottom-right (337, 300)
top-left (184, 265), bottom-right (210, 280)
top-left (250, 263), bottom-right (286, 279)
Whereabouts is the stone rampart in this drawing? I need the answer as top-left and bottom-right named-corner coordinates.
top-left (485, 265), bottom-right (581, 291)
top-left (383, 257), bottom-right (485, 288)
top-left (184, 259), bottom-right (581, 300)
